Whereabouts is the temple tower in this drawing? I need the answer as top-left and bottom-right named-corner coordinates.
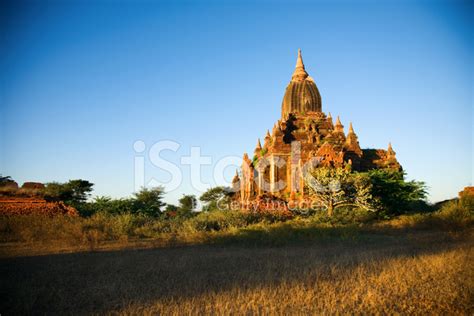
top-left (236, 49), bottom-right (401, 209)
top-left (281, 49), bottom-right (322, 119)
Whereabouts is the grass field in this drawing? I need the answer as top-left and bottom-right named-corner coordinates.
top-left (1, 222), bottom-right (472, 314)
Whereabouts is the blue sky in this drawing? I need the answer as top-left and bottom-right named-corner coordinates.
top-left (1, 0), bottom-right (472, 205)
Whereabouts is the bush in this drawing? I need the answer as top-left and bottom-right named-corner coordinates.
top-left (434, 201), bottom-right (473, 228)
top-left (459, 194), bottom-right (474, 211)
top-left (366, 169), bottom-right (427, 216)
top-left (185, 211), bottom-right (247, 232)
top-left (309, 207), bottom-right (377, 225)
top-left (381, 201), bottom-right (473, 230)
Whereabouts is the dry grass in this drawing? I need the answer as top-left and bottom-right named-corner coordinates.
top-left (1, 204), bottom-right (472, 314)
top-left (1, 227), bottom-right (472, 315)
top-left (1, 201), bottom-right (471, 258)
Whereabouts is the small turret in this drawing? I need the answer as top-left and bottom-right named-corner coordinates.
top-left (348, 122), bottom-right (355, 134)
top-left (273, 122), bottom-right (283, 137)
top-left (232, 170), bottom-right (240, 194)
top-left (345, 122), bottom-right (362, 156)
top-left (264, 130), bottom-right (271, 148)
top-left (334, 116), bottom-right (344, 133)
top-left (387, 142), bottom-right (396, 157)
top-left (254, 138), bottom-right (262, 156)
top-left (256, 138), bottom-right (262, 150)
top-left (243, 152), bottom-right (251, 164)
top-left (232, 170), bottom-right (240, 184)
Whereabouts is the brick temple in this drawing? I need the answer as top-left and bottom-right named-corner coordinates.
top-left (233, 49), bottom-right (401, 204)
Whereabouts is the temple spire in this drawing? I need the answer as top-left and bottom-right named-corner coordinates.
top-left (348, 122), bottom-right (355, 134)
top-left (387, 142), bottom-right (396, 156)
top-left (327, 112), bottom-right (333, 127)
top-left (296, 48), bottom-right (304, 68)
top-left (335, 116), bottom-right (344, 132)
top-left (291, 49), bottom-right (309, 82)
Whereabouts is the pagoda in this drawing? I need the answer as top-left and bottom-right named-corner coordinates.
top-left (233, 49), bottom-right (401, 204)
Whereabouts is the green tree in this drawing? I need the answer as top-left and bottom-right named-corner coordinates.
top-left (43, 180), bottom-right (94, 204)
top-left (0, 175), bottom-right (13, 183)
top-left (199, 186), bottom-right (231, 212)
top-left (164, 204), bottom-right (178, 213)
top-left (132, 186), bottom-right (166, 216)
top-left (306, 167), bottom-right (375, 216)
top-left (177, 194), bottom-right (197, 217)
top-left (366, 169), bottom-right (427, 215)
top-left (67, 179), bottom-right (94, 203)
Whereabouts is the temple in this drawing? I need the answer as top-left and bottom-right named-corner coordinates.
top-left (233, 49), bottom-right (401, 204)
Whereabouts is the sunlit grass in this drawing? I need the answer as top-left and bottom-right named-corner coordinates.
top-left (0, 202), bottom-right (472, 314)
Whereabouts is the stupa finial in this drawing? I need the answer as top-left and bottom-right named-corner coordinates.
top-left (334, 116), bottom-right (344, 133)
top-left (291, 49), bottom-right (309, 81)
top-left (349, 122), bottom-right (355, 134)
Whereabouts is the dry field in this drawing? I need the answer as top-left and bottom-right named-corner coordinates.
top-left (1, 226), bottom-right (472, 315)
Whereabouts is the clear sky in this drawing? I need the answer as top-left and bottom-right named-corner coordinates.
top-left (1, 0), bottom-right (472, 205)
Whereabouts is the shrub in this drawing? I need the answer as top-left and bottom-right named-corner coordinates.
top-left (434, 201), bottom-right (473, 228)
top-left (366, 169), bottom-right (427, 216)
top-left (185, 211), bottom-right (247, 232)
top-left (459, 194), bottom-right (474, 211)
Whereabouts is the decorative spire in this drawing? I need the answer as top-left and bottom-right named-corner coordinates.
top-left (387, 142), bottom-right (396, 157)
top-left (345, 122), bottom-right (362, 155)
top-left (327, 112), bottom-right (333, 127)
top-left (334, 116), bottom-right (344, 132)
top-left (256, 138), bottom-right (262, 150)
top-left (348, 122), bottom-right (355, 134)
top-left (291, 49), bottom-right (309, 82)
top-left (265, 129), bottom-right (271, 138)
top-left (232, 170), bottom-right (240, 190)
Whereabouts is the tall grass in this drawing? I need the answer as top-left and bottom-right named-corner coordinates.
top-left (0, 201), bottom-right (472, 256)
top-left (1, 228), bottom-right (472, 314)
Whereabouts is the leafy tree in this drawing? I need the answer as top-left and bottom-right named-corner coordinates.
top-left (0, 175), bottom-right (13, 183)
top-left (177, 194), bottom-right (197, 217)
top-left (0, 175), bottom-right (18, 196)
top-left (366, 169), bottom-right (427, 215)
top-left (43, 180), bottom-right (94, 204)
top-left (43, 182), bottom-right (71, 202)
top-left (179, 194), bottom-right (197, 211)
top-left (93, 196), bottom-right (112, 204)
top-left (164, 204), bottom-right (178, 212)
top-left (306, 167), bottom-right (375, 216)
top-left (132, 186), bottom-right (166, 216)
top-left (200, 186), bottom-right (231, 211)
top-left (67, 180), bottom-right (94, 203)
